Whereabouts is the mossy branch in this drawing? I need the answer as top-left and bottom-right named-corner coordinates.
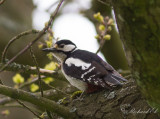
top-left (0, 84), bottom-right (77, 118)
top-left (0, 89), bottom-right (67, 105)
top-left (0, 61), bottom-right (65, 81)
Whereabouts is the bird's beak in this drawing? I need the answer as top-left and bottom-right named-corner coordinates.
top-left (42, 48), bottom-right (54, 52)
top-left (42, 44), bottom-right (58, 52)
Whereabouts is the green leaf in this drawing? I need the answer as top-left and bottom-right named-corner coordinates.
top-left (95, 34), bottom-right (100, 40)
top-left (93, 12), bottom-right (104, 23)
top-left (104, 34), bottom-right (111, 40)
top-left (30, 83), bottom-right (39, 92)
top-left (99, 24), bottom-right (105, 31)
top-left (38, 44), bottom-right (43, 49)
top-left (1, 110), bottom-right (10, 116)
top-left (46, 53), bottom-right (53, 60)
top-left (12, 74), bottom-right (24, 84)
top-left (44, 77), bottom-right (54, 84)
top-left (44, 62), bottom-right (57, 70)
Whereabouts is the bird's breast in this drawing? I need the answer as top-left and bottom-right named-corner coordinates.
top-left (61, 66), bottom-right (87, 91)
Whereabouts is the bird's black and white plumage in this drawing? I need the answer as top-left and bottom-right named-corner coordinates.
top-left (43, 40), bottom-right (127, 93)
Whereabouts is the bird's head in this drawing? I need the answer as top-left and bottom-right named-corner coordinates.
top-left (42, 39), bottom-right (77, 62)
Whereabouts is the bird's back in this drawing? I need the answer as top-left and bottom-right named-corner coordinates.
top-left (62, 49), bottom-right (127, 93)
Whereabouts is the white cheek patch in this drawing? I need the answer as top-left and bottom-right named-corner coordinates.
top-left (65, 58), bottom-right (91, 70)
top-left (58, 44), bottom-right (75, 52)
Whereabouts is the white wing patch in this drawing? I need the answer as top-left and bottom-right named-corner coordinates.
top-left (86, 74), bottom-right (95, 82)
top-left (81, 67), bottom-right (96, 78)
top-left (65, 58), bottom-right (91, 70)
top-left (94, 81), bottom-right (99, 85)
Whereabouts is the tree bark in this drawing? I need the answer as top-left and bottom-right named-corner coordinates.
top-left (68, 80), bottom-right (159, 119)
top-left (112, 0), bottom-right (160, 111)
top-left (65, 1), bottom-right (160, 118)
top-left (0, 84), bottom-right (76, 119)
top-left (0, 79), bottom-right (159, 119)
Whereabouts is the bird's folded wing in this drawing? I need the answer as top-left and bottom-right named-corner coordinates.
top-left (63, 59), bottom-right (125, 88)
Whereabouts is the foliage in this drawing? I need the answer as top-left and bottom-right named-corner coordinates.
top-left (12, 73), bottom-right (24, 84)
top-left (93, 12), bottom-right (113, 41)
top-left (30, 83), bottom-right (39, 92)
top-left (43, 77), bottom-right (54, 84)
top-left (44, 62), bottom-right (57, 71)
top-left (1, 110), bottom-right (10, 117)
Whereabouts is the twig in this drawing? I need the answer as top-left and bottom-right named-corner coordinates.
top-left (96, 28), bottom-right (107, 54)
top-left (96, 17), bottom-right (110, 54)
top-left (0, 84), bottom-right (76, 118)
top-left (29, 47), bottom-right (43, 97)
top-left (96, 40), bottom-right (106, 54)
top-left (0, 89), bottom-right (69, 105)
top-left (16, 100), bottom-right (43, 119)
top-left (20, 76), bottom-right (70, 97)
top-left (29, 47), bottom-right (52, 119)
top-left (20, 76), bottom-right (68, 97)
top-left (0, 0), bottom-right (64, 73)
top-left (0, 97), bottom-right (13, 105)
top-left (0, 78), bottom-right (3, 85)
top-left (46, 0), bottom-right (59, 12)
top-left (0, 0), bottom-right (6, 5)
top-left (0, 104), bottom-right (23, 108)
top-left (42, 80), bottom-right (70, 96)
top-left (19, 76), bottom-right (45, 89)
top-left (0, 104), bottom-right (42, 114)
top-left (0, 78), bottom-right (42, 119)
top-left (1, 30), bottom-right (40, 63)
top-left (97, 0), bottom-right (110, 6)
top-left (0, 61), bottom-right (65, 80)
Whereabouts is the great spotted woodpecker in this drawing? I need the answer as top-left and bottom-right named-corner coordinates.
top-left (43, 40), bottom-right (127, 93)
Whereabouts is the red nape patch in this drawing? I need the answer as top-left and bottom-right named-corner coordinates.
top-left (86, 84), bottom-right (104, 94)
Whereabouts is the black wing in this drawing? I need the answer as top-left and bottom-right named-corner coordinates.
top-left (63, 50), bottom-right (126, 88)
top-left (100, 58), bottom-right (127, 82)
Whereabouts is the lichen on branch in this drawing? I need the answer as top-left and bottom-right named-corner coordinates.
top-left (0, 61), bottom-right (65, 80)
top-left (0, 84), bottom-right (76, 118)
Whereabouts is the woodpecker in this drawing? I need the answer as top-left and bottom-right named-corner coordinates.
top-left (42, 40), bottom-right (127, 93)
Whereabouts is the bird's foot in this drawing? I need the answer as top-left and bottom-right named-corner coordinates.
top-left (71, 91), bottom-right (85, 102)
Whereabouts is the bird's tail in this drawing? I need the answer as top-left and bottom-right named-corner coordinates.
top-left (104, 72), bottom-right (127, 87)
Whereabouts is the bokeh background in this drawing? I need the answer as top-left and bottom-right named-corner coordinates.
top-left (0, 0), bottom-right (128, 118)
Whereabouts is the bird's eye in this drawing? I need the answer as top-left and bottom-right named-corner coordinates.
top-left (59, 44), bottom-right (64, 48)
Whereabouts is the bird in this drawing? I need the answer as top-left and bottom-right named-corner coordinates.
top-left (42, 40), bottom-right (127, 93)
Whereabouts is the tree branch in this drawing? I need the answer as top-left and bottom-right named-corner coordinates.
top-left (0, 0), bottom-right (64, 72)
top-left (68, 80), bottom-right (159, 118)
top-left (0, 61), bottom-right (65, 81)
top-left (112, 0), bottom-right (160, 112)
top-left (0, 89), bottom-right (68, 105)
top-left (0, 104), bottom-right (42, 114)
top-left (0, 74), bottom-right (43, 118)
top-left (29, 47), bottom-right (43, 97)
top-left (1, 29), bottom-right (40, 63)
top-left (16, 100), bottom-right (43, 119)
top-left (0, 84), bottom-right (76, 118)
